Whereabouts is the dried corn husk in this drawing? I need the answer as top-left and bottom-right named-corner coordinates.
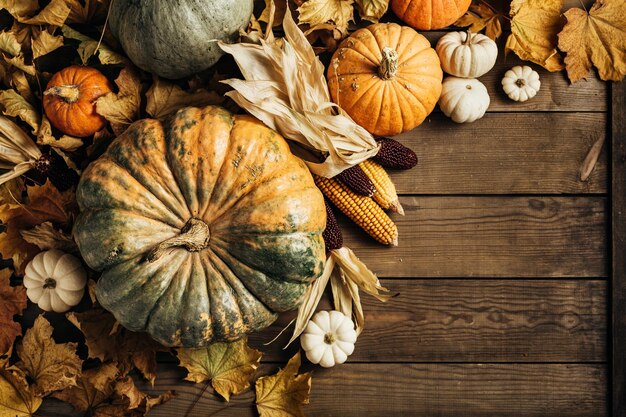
top-left (219, 4), bottom-right (379, 178)
top-left (0, 116), bottom-right (41, 185)
top-left (286, 247), bottom-right (393, 346)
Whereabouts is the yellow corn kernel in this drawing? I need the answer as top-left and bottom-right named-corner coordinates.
top-left (314, 175), bottom-right (398, 246)
top-left (359, 159), bottom-right (404, 215)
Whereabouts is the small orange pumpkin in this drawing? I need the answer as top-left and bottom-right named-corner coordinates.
top-left (327, 23), bottom-right (442, 137)
top-left (43, 66), bottom-right (113, 137)
top-left (391, 0), bottom-right (471, 30)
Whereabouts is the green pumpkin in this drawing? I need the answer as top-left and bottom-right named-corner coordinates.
top-left (73, 106), bottom-right (326, 347)
top-left (109, 0), bottom-right (253, 79)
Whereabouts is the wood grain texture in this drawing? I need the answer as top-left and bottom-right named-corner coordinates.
top-left (339, 196), bottom-right (607, 278)
top-left (392, 113), bottom-right (608, 194)
top-left (611, 81), bottom-right (626, 417)
top-left (248, 279), bottom-right (607, 363)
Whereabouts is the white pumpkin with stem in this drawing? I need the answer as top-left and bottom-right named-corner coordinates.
top-left (436, 30), bottom-right (498, 78)
top-left (301, 310), bottom-right (357, 368)
top-left (502, 66), bottom-right (541, 102)
top-left (24, 250), bottom-right (87, 313)
top-left (438, 76), bottom-right (490, 123)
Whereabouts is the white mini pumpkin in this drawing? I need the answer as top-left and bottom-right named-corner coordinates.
top-left (438, 76), bottom-right (490, 123)
top-left (436, 31), bottom-right (498, 78)
top-left (502, 66), bottom-right (541, 102)
top-left (24, 250), bottom-right (87, 313)
top-left (301, 310), bottom-right (357, 368)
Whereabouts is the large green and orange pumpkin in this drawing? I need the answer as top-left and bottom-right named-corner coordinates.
top-left (73, 106), bottom-right (326, 347)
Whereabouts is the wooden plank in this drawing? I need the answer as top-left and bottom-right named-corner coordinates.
top-left (392, 113), bottom-right (608, 194)
top-left (339, 196), bottom-right (607, 278)
top-left (249, 279), bottom-right (607, 363)
top-left (126, 363), bottom-right (605, 417)
top-left (611, 81), bottom-right (626, 417)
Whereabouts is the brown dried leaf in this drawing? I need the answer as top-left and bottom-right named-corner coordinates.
top-left (454, 1), bottom-right (506, 41)
top-left (259, 0), bottom-right (290, 27)
top-left (558, 0), bottom-right (626, 82)
top-left (146, 77), bottom-right (223, 120)
top-left (0, 178), bottom-right (24, 205)
top-left (52, 363), bottom-right (118, 413)
top-left (61, 25), bottom-right (128, 66)
top-left (0, 89), bottom-right (40, 133)
top-left (66, 0), bottom-right (111, 24)
top-left (0, 367), bottom-right (42, 417)
top-left (95, 67), bottom-right (142, 135)
top-left (4, 55), bottom-right (36, 77)
top-left (16, 316), bottom-right (83, 397)
top-left (10, 71), bottom-right (35, 105)
top-left (31, 28), bottom-right (64, 59)
top-left (505, 0), bottom-right (564, 71)
top-left (37, 116), bottom-right (83, 151)
top-left (16, 0), bottom-right (71, 26)
top-left (580, 135), bottom-right (606, 181)
top-left (255, 352), bottom-right (311, 417)
top-left (20, 221), bottom-right (78, 252)
top-left (0, 269), bottom-right (27, 357)
top-left (355, 0), bottom-right (389, 23)
top-left (298, 0), bottom-right (355, 34)
top-left (177, 338), bottom-right (262, 401)
top-left (114, 376), bottom-right (175, 413)
top-left (0, 181), bottom-right (77, 274)
top-left (0, 0), bottom-right (39, 19)
top-left (0, 32), bottom-right (22, 57)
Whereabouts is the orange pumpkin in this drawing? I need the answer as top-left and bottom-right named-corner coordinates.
top-left (43, 66), bottom-right (113, 137)
top-left (391, 0), bottom-right (471, 30)
top-left (327, 23), bottom-right (442, 137)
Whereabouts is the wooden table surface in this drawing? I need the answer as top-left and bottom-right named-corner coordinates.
top-left (37, 25), bottom-right (625, 417)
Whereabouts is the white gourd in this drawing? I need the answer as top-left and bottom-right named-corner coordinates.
top-left (438, 77), bottom-right (490, 123)
top-left (24, 250), bottom-right (87, 313)
top-left (301, 311), bottom-right (357, 368)
top-left (436, 31), bottom-right (498, 78)
top-left (502, 66), bottom-right (541, 102)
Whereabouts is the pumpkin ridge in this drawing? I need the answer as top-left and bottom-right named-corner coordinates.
top-left (386, 79), bottom-right (406, 133)
top-left (339, 35), bottom-right (380, 66)
top-left (392, 76), bottom-right (431, 116)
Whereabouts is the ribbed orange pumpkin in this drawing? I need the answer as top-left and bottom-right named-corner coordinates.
top-left (391, 0), bottom-right (471, 30)
top-left (327, 23), bottom-right (442, 137)
top-left (43, 66), bottom-right (113, 137)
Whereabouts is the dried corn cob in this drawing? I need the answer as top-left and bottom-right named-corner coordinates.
top-left (373, 138), bottom-right (418, 170)
top-left (314, 175), bottom-right (398, 246)
top-left (335, 164), bottom-right (375, 196)
top-left (322, 199), bottom-right (343, 251)
top-left (359, 159), bottom-right (404, 215)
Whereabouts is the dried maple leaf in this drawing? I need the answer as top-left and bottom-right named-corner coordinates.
top-left (0, 32), bottom-right (22, 57)
top-left (0, 269), bottom-right (27, 357)
top-left (0, 0), bottom-right (39, 19)
top-left (355, 0), bottom-right (389, 23)
top-left (0, 178), bottom-right (24, 205)
top-left (96, 67), bottom-right (142, 135)
top-left (16, 316), bottom-right (82, 397)
top-left (31, 28), bottom-right (64, 59)
top-left (20, 221), bottom-right (78, 252)
top-left (454, 0), bottom-right (507, 41)
top-left (66, 0), bottom-right (111, 24)
top-left (67, 309), bottom-right (168, 384)
top-left (558, 0), bottom-right (626, 82)
top-left (37, 116), bottom-right (83, 152)
top-left (61, 25), bottom-right (128, 66)
top-left (0, 181), bottom-right (77, 274)
top-left (505, 0), bottom-right (565, 71)
top-left (176, 338), bottom-right (262, 401)
top-left (298, 0), bottom-right (355, 34)
top-left (0, 367), bottom-right (42, 417)
top-left (255, 352), bottom-right (311, 417)
top-left (52, 363), bottom-right (119, 414)
top-left (0, 89), bottom-right (40, 133)
top-left (114, 376), bottom-right (175, 413)
top-left (145, 77), bottom-right (223, 120)
top-left (12, 0), bottom-right (71, 26)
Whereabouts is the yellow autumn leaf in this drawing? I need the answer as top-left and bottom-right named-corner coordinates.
top-left (16, 316), bottom-right (83, 397)
top-left (4, 55), bottom-right (36, 77)
top-left (0, 269), bottom-right (27, 357)
top-left (66, 0), bottom-right (111, 24)
top-left (95, 67), bottom-right (142, 135)
top-left (0, 0), bottom-right (39, 19)
top-left (177, 338), bottom-right (262, 401)
top-left (255, 352), bottom-right (312, 417)
top-left (52, 363), bottom-right (118, 413)
top-left (0, 368), bottom-right (42, 417)
top-left (454, 1), bottom-right (505, 41)
top-left (355, 0), bottom-right (389, 23)
top-left (298, 0), bottom-right (355, 34)
top-left (31, 29), bottom-right (64, 59)
top-left (146, 77), bottom-right (223, 120)
top-left (0, 89), bottom-right (40, 133)
top-left (0, 32), bottom-right (22, 57)
top-left (505, 0), bottom-right (565, 72)
top-left (37, 116), bottom-right (84, 151)
top-left (61, 25), bottom-right (128, 66)
top-left (558, 0), bottom-right (626, 82)
top-left (15, 0), bottom-right (71, 26)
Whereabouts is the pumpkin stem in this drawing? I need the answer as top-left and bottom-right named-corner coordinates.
top-left (43, 278), bottom-right (56, 289)
top-left (464, 30), bottom-right (473, 46)
top-left (379, 47), bottom-right (399, 80)
top-left (145, 218), bottom-right (210, 262)
top-left (43, 85), bottom-right (81, 104)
